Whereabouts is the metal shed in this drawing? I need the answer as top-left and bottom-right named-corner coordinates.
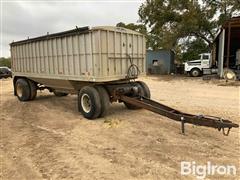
top-left (212, 16), bottom-right (240, 78)
top-left (146, 49), bottom-right (175, 74)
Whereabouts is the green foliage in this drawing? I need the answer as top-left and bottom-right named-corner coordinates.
top-left (138, 0), bottom-right (240, 50)
top-left (206, 0), bottom-right (240, 25)
top-left (116, 22), bottom-right (147, 34)
top-left (116, 22), bottom-right (154, 48)
top-left (0, 57), bottom-right (11, 68)
top-left (140, 1), bottom-right (207, 48)
top-left (181, 38), bottom-right (209, 62)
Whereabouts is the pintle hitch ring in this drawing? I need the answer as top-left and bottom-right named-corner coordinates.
top-left (180, 116), bottom-right (232, 136)
top-left (218, 127), bottom-right (231, 136)
top-left (217, 118), bottom-right (232, 136)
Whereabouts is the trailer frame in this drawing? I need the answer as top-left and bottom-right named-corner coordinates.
top-left (117, 94), bottom-right (239, 136)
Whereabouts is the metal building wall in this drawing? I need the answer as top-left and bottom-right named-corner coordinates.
top-left (146, 50), bottom-right (174, 75)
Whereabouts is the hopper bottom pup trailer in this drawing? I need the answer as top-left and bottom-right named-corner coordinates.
top-left (10, 26), bottom-right (238, 135)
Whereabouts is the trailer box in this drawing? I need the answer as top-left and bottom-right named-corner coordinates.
top-left (10, 26), bottom-right (149, 119)
top-left (10, 26), bottom-right (146, 90)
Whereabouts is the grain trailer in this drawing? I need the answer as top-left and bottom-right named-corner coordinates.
top-left (10, 26), bottom-right (238, 135)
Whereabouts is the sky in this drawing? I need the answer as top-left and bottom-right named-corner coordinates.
top-left (1, 0), bottom-right (144, 57)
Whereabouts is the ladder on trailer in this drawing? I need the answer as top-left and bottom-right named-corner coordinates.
top-left (120, 95), bottom-right (239, 136)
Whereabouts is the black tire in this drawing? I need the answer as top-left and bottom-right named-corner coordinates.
top-left (53, 91), bottom-right (68, 97)
top-left (95, 86), bottom-right (110, 117)
top-left (78, 86), bottom-right (101, 119)
top-left (124, 82), bottom-right (148, 110)
top-left (28, 79), bottom-right (37, 100)
top-left (124, 102), bottom-right (141, 110)
top-left (15, 78), bottom-right (31, 101)
top-left (137, 81), bottom-right (151, 98)
top-left (190, 68), bottom-right (201, 77)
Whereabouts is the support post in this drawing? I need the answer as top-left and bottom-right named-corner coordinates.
top-left (218, 29), bottom-right (225, 78)
top-left (181, 117), bottom-right (185, 134)
top-left (226, 22), bottom-right (231, 68)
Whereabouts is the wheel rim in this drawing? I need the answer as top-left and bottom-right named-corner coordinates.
top-left (16, 84), bottom-right (23, 98)
top-left (226, 73), bottom-right (233, 79)
top-left (192, 70), bottom-right (199, 76)
top-left (81, 94), bottom-right (91, 113)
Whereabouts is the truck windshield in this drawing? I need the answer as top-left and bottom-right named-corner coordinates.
top-left (202, 55), bottom-right (209, 59)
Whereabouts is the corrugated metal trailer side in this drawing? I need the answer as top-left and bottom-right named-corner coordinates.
top-left (11, 26), bottom-right (149, 119)
top-left (10, 26), bottom-right (146, 83)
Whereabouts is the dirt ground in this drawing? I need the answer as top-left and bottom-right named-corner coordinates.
top-left (0, 76), bottom-right (239, 180)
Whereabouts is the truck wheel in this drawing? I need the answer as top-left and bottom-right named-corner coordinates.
top-left (15, 78), bottom-right (31, 101)
top-left (95, 86), bottom-right (110, 117)
top-left (53, 91), bottom-right (68, 97)
top-left (190, 68), bottom-right (201, 77)
top-left (137, 81), bottom-right (151, 98)
top-left (223, 68), bottom-right (236, 81)
top-left (28, 79), bottom-right (37, 100)
top-left (78, 86), bottom-right (101, 119)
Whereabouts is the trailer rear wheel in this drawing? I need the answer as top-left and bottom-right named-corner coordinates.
top-left (95, 86), bottom-right (110, 117)
top-left (28, 79), bottom-right (37, 100)
top-left (78, 86), bottom-right (101, 119)
top-left (15, 78), bottom-right (31, 101)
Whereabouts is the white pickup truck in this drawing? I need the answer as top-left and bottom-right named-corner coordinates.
top-left (184, 53), bottom-right (211, 77)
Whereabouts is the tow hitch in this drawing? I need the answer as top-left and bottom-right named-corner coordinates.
top-left (120, 95), bottom-right (239, 136)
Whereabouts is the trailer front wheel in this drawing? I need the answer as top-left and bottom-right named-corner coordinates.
top-left (137, 81), bottom-right (151, 98)
top-left (124, 81), bottom-right (151, 110)
top-left (78, 86), bottom-right (101, 119)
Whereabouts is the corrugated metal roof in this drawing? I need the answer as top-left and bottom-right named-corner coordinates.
top-left (222, 16), bottom-right (240, 28)
top-left (213, 16), bottom-right (240, 42)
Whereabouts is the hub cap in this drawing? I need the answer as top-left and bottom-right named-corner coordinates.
top-left (81, 94), bottom-right (91, 113)
top-left (192, 70), bottom-right (199, 76)
top-left (226, 72), bottom-right (234, 79)
top-left (16, 84), bottom-right (23, 98)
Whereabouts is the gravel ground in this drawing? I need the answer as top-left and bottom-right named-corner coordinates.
top-left (0, 76), bottom-right (239, 180)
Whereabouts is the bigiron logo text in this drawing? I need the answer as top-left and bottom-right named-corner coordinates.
top-left (180, 161), bottom-right (237, 179)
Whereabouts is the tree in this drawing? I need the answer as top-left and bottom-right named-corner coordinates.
top-left (138, 0), bottom-right (240, 51)
top-left (206, 0), bottom-right (240, 25)
top-left (0, 57), bottom-right (11, 68)
top-left (116, 22), bottom-right (154, 48)
top-left (116, 22), bottom-right (147, 35)
top-left (181, 38), bottom-right (209, 62)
